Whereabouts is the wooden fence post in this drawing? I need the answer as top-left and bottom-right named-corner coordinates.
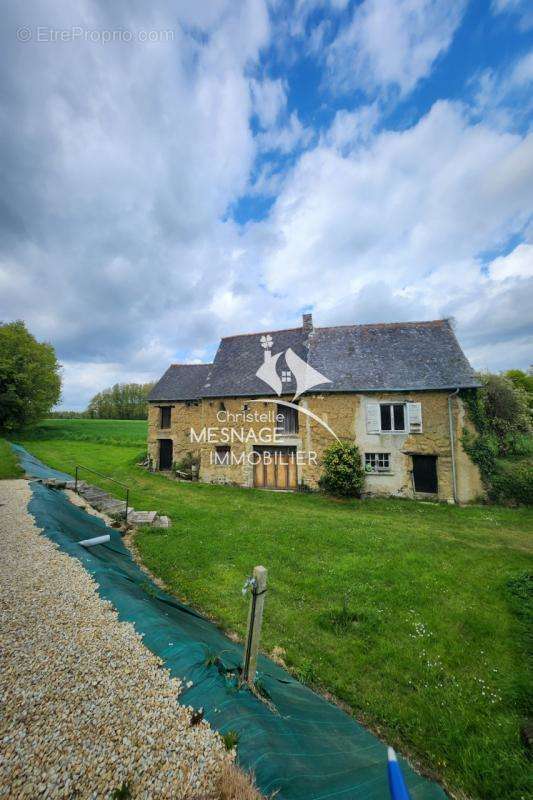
top-left (243, 565), bottom-right (267, 686)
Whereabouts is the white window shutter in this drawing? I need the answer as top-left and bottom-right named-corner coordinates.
top-left (407, 402), bottom-right (423, 433)
top-left (365, 403), bottom-right (380, 434)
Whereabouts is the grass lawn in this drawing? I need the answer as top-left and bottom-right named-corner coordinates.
top-left (0, 437), bottom-right (23, 478)
top-left (9, 420), bottom-right (533, 800)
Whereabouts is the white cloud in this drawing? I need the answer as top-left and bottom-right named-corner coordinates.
top-left (0, 0), bottom-right (271, 407)
top-left (289, 0), bottom-right (349, 37)
top-left (260, 101), bottom-right (533, 297)
top-left (327, 0), bottom-right (466, 96)
top-left (2, 0), bottom-right (533, 412)
top-left (489, 243), bottom-right (533, 280)
top-left (244, 99), bottom-right (533, 370)
top-left (256, 111), bottom-right (314, 153)
top-left (471, 50), bottom-right (533, 129)
top-left (322, 103), bottom-right (380, 151)
top-left (492, 0), bottom-right (533, 31)
top-left (251, 77), bottom-right (287, 128)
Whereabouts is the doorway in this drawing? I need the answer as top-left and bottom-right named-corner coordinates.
top-left (159, 439), bottom-right (173, 470)
top-left (253, 446), bottom-right (297, 490)
top-left (412, 455), bottom-right (438, 494)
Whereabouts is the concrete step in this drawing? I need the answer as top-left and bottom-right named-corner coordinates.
top-left (108, 505), bottom-right (135, 520)
top-left (92, 497), bottom-right (120, 512)
top-left (80, 489), bottom-right (109, 502)
top-left (94, 498), bottom-right (125, 513)
top-left (128, 510), bottom-right (157, 525)
top-left (152, 515), bottom-right (171, 528)
top-left (43, 478), bottom-right (67, 489)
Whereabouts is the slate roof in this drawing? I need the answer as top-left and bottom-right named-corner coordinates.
top-left (148, 364), bottom-right (212, 402)
top-left (204, 327), bottom-right (309, 398)
top-left (150, 319), bottom-right (480, 401)
top-left (308, 321), bottom-right (480, 392)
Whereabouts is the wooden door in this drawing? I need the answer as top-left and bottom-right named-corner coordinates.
top-left (253, 448), bottom-right (297, 490)
top-left (159, 439), bottom-right (173, 470)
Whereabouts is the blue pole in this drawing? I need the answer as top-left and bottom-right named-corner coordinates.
top-left (387, 747), bottom-right (411, 800)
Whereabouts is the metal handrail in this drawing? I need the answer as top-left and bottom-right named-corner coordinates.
top-left (74, 465), bottom-right (130, 523)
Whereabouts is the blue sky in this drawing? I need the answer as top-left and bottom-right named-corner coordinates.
top-left (1, 0), bottom-right (532, 408)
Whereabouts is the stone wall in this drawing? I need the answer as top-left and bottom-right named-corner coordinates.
top-left (147, 401), bottom-right (205, 468)
top-left (147, 391), bottom-right (484, 502)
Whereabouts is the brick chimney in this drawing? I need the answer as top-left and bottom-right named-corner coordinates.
top-left (302, 313), bottom-right (313, 335)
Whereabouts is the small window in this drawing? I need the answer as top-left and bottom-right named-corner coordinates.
top-left (219, 401), bottom-right (226, 412)
top-left (281, 370), bottom-right (292, 383)
top-left (214, 445), bottom-right (230, 466)
top-left (365, 453), bottom-right (391, 473)
top-left (380, 403), bottom-right (406, 432)
top-left (160, 406), bottom-right (171, 428)
top-left (277, 403), bottom-right (299, 435)
top-left (185, 399), bottom-right (199, 407)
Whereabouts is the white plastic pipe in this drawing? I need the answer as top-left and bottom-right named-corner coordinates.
top-left (78, 535), bottom-right (110, 547)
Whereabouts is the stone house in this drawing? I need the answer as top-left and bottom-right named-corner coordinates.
top-left (147, 315), bottom-right (484, 503)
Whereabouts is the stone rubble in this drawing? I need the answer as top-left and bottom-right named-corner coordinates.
top-left (0, 479), bottom-right (247, 799)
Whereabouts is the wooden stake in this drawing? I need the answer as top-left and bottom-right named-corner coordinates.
top-left (243, 565), bottom-right (267, 685)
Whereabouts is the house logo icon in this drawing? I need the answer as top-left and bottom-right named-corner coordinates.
top-left (252, 333), bottom-right (340, 442)
top-left (255, 333), bottom-right (331, 401)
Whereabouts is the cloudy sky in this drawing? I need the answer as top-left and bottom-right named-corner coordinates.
top-left (1, 0), bottom-right (532, 409)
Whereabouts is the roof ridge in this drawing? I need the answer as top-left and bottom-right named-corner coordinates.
top-left (219, 319), bottom-right (448, 341)
top-left (314, 319), bottom-right (448, 332)
top-left (169, 362), bottom-right (212, 368)
top-left (221, 326), bottom-right (302, 340)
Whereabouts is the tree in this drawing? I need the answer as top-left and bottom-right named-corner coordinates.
top-left (0, 320), bottom-right (61, 430)
top-left (504, 369), bottom-right (533, 412)
top-left (86, 382), bottom-right (154, 419)
top-left (480, 373), bottom-right (531, 454)
top-left (318, 441), bottom-right (366, 497)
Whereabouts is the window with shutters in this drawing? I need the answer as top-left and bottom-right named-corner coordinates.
top-left (159, 406), bottom-right (171, 428)
top-left (380, 403), bottom-right (406, 432)
top-left (365, 453), bottom-right (391, 473)
top-left (366, 401), bottom-right (422, 434)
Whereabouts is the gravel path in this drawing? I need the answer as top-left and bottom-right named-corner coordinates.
top-left (0, 480), bottom-right (257, 800)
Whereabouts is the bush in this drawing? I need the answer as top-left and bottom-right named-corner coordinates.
top-left (174, 451), bottom-right (200, 478)
top-left (462, 428), bottom-right (499, 480)
top-left (462, 374), bottom-right (532, 502)
top-left (489, 463), bottom-right (533, 506)
top-left (318, 441), bottom-right (365, 498)
top-left (478, 374), bottom-right (530, 456)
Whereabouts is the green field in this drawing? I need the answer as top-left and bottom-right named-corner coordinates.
top-left (3, 419), bottom-right (533, 800)
top-left (13, 418), bottom-right (148, 447)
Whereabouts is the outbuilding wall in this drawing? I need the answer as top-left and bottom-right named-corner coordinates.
top-left (147, 391), bottom-right (484, 502)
